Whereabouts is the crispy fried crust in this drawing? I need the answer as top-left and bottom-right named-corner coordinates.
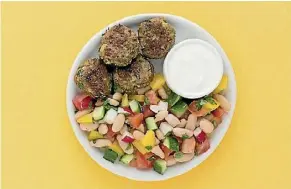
top-left (75, 58), bottom-right (112, 98)
top-left (138, 17), bottom-right (175, 59)
top-left (113, 55), bottom-right (154, 94)
top-left (100, 25), bottom-right (140, 67)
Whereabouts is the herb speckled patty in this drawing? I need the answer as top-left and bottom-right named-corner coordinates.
top-left (138, 17), bottom-right (176, 59)
top-left (99, 25), bottom-right (140, 67)
top-left (75, 58), bottom-right (112, 98)
top-left (113, 55), bottom-right (154, 94)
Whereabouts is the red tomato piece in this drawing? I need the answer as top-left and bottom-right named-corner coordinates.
top-left (142, 105), bottom-right (155, 118)
top-left (72, 94), bottom-right (92, 111)
top-left (129, 159), bottom-right (137, 167)
top-left (212, 107), bottom-right (224, 118)
top-left (128, 113), bottom-right (144, 128)
top-left (195, 137), bottom-right (210, 155)
top-left (145, 90), bottom-right (160, 105)
top-left (160, 144), bottom-right (173, 161)
top-left (188, 101), bottom-right (208, 117)
top-left (106, 126), bottom-right (117, 142)
top-left (135, 151), bottom-right (153, 169)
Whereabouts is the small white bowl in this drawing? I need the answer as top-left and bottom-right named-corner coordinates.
top-left (164, 39), bottom-right (224, 99)
top-left (66, 13), bottom-right (237, 181)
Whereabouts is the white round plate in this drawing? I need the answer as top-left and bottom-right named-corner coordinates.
top-left (66, 13), bottom-right (237, 181)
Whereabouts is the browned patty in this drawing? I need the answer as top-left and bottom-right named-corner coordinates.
top-left (138, 17), bottom-right (176, 59)
top-left (74, 58), bottom-right (112, 98)
top-left (99, 25), bottom-right (140, 67)
top-left (113, 55), bottom-right (154, 94)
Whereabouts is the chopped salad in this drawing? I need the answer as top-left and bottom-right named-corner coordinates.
top-left (73, 74), bottom-right (230, 175)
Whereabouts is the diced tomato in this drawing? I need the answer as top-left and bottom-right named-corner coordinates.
top-left (195, 138), bottom-right (210, 155)
top-left (160, 144), bottom-right (173, 160)
top-left (142, 105), bottom-right (155, 118)
top-left (72, 94), bottom-right (92, 111)
top-left (135, 151), bottom-right (153, 169)
top-left (123, 107), bottom-right (134, 115)
top-left (129, 159), bottom-right (137, 167)
top-left (145, 90), bottom-right (160, 105)
top-left (188, 101), bottom-right (208, 117)
top-left (212, 107), bottom-right (224, 118)
top-left (128, 113), bottom-right (144, 128)
top-left (106, 126), bottom-right (117, 142)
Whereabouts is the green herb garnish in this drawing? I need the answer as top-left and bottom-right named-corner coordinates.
top-left (77, 82), bottom-right (84, 90)
top-left (182, 134), bottom-right (190, 140)
top-left (147, 156), bottom-right (156, 161)
top-left (145, 146), bottom-right (152, 151)
top-left (204, 96), bottom-right (217, 105)
top-left (196, 99), bottom-right (207, 110)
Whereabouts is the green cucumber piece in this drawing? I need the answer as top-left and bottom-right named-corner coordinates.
top-left (167, 92), bottom-right (181, 107)
top-left (153, 159), bottom-right (167, 175)
top-left (92, 106), bottom-right (105, 121)
top-left (170, 101), bottom-right (188, 118)
top-left (145, 117), bottom-right (158, 130)
top-left (129, 100), bottom-right (141, 113)
top-left (163, 136), bottom-right (179, 151)
top-left (120, 154), bottom-right (134, 164)
top-left (103, 148), bottom-right (118, 163)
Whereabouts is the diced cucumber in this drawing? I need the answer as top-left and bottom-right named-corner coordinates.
top-left (129, 100), bottom-right (141, 113)
top-left (167, 92), bottom-right (181, 107)
top-left (153, 159), bottom-right (167, 175)
top-left (120, 154), bottom-right (134, 164)
top-left (145, 117), bottom-right (158, 130)
top-left (103, 148), bottom-right (118, 163)
top-left (88, 131), bottom-right (103, 141)
top-left (163, 136), bottom-right (179, 151)
top-left (104, 108), bottom-right (118, 124)
top-left (92, 106), bottom-right (105, 121)
top-left (170, 101), bottom-right (188, 118)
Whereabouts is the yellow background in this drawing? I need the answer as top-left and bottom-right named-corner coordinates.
top-left (2, 2), bottom-right (291, 189)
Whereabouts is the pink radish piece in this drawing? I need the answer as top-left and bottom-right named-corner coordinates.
top-left (121, 131), bottom-right (135, 143)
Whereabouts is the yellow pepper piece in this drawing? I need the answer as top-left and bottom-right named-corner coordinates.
top-left (88, 131), bottom-right (103, 141)
top-left (141, 130), bottom-right (155, 148)
top-left (77, 113), bottom-right (93, 123)
top-left (213, 75), bottom-right (228, 94)
top-left (150, 74), bottom-right (166, 90)
top-left (109, 141), bottom-right (124, 156)
top-left (132, 140), bottom-right (148, 155)
top-left (203, 99), bottom-right (220, 112)
top-left (121, 94), bottom-right (129, 107)
top-left (128, 95), bottom-right (145, 102)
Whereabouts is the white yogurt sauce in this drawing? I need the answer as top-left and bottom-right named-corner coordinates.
top-left (164, 39), bottom-right (223, 99)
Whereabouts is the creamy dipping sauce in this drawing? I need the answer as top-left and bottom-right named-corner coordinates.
top-left (164, 39), bottom-right (223, 99)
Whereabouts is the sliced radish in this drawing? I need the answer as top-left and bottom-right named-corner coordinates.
top-left (117, 107), bottom-right (131, 115)
top-left (159, 122), bottom-right (173, 136)
top-left (193, 127), bottom-right (206, 143)
top-left (121, 131), bottom-right (135, 143)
